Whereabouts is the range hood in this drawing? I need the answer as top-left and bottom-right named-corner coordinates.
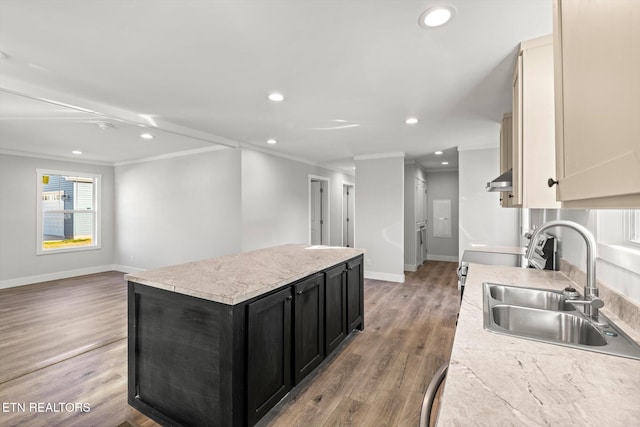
top-left (486, 168), bottom-right (513, 192)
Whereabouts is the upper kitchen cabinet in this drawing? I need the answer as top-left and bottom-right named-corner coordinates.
top-left (499, 113), bottom-right (514, 207)
top-left (511, 35), bottom-right (561, 209)
top-left (552, 0), bottom-right (640, 207)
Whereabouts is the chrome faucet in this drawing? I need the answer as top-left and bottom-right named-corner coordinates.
top-left (525, 220), bottom-right (603, 320)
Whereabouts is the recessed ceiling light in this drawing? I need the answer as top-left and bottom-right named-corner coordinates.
top-left (441, 161), bottom-right (449, 165)
top-left (419, 6), bottom-right (456, 28)
top-left (97, 122), bottom-right (114, 130)
top-left (72, 150), bottom-right (82, 155)
top-left (268, 92), bottom-right (284, 102)
top-left (405, 117), bottom-right (419, 125)
top-left (140, 133), bottom-right (154, 140)
top-left (435, 151), bottom-right (443, 155)
top-left (267, 139), bottom-right (277, 144)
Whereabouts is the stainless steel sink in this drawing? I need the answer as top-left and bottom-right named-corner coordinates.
top-left (491, 305), bottom-right (607, 346)
top-left (483, 282), bottom-right (640, 360)
top-left (487, 283), bottom-right (575, 311)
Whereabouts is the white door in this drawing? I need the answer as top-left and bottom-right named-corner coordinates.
top-left (311, 181), bottom-right (321, 245)
top-left (415, 179), bottom-right (427, 264)
top-left (342, 184), bottom-right (354, 247)
top-left (415, 178), bottom-right (427, 226)
top-left (309, 180), bottom-right (329, 245)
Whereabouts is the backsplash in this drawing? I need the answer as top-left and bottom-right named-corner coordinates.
top-left (530, 208), bottom-right (640, 305)
top-left (560, 258), bottom-right (640, 335)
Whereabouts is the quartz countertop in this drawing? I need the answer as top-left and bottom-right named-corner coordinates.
top-left (125, 244), bottom-right (364, 305)
top-left (463, 246), bottom-right (526, 255)
top-left (437, 263), bottom-right (640, 426)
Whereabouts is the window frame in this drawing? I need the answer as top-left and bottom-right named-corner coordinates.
top-left (625, 210), bottom-right (640, 246)
top-left (36, 168), bottom-right (101, 255)
top-left (596, 209), bottom-right (640, 276)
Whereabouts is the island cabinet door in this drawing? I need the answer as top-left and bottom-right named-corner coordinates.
top-left (346, 257), bottom-right (364, 332)
top-left (324, 264), bottom-right (347, 356)
top-left (247, 287), bottom-right (293, 426)
top-left (293, 273), bottom-right (325, 384)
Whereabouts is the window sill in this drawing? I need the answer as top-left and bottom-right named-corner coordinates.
top-left (598, 243), bottom-right (640, 276)
top-left (36, 245), bottom-right (101, 256)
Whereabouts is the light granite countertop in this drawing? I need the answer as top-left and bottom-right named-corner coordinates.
top-left (125, 244), bottom-right (364, 305)
top-left (463, 246), bottom-right (526, 255)
top-left (437, 263), bottom-right (640, 426)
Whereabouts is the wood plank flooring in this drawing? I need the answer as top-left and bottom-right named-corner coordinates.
top-left (258, 261), bottom-right (459, 427)
top-left (0, 262), bottom-right (459, 427)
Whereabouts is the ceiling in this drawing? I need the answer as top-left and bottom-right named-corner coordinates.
top-left (0, 0), bottom-right (552, 171)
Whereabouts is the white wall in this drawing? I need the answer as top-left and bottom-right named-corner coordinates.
top-left (2, 147), bottom-right (355, 284)
top-left (114, 147), bottom-right (242, 270)
top-left (355, 154), bottom-right (405, 282)
top-left (0, 154), bottom-right (115, 286)
top-left (458, 148), bottom-right (519, 257)
top-left (530, 208), bottom-right (640, 305)
top-left (427, 170), bottom-right (459, 261)
top-left (241, 148), bottom-right (352, 251)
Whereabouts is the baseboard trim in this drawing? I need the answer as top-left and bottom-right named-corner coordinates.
top-left (0, 264), bottom-right (118, 289)
top-left (427, 254), bottom-right (459, 262)
top-left (113, 264), bottom-right (146, 274)
top-left (404, 264), bottom-right (417, 272)
top-left (364, 271), bottom-right (405, 283)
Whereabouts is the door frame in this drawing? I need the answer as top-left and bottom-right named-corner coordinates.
top-left (341, 181), bottom-right (355, 247)
top-left (308, 175), bottom-right (330, 245)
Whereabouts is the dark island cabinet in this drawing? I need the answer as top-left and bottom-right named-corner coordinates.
top-left (346, 257), bottom-right (364, 332)
top-left (247, 287), bottom-right (293, 426)
top-left (324, 264), bottom-right (347, 355)
top-left (128, 254), bottom-right (363, 427)
top-left (293, 273), bottom-right (325, 384)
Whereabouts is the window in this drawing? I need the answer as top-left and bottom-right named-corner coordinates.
top-left (597, 209), bottom-right (640, 276)
top-left (628, 210), bottom-right (640, 246)
top-left (36, 169), bottom-right (101, 254)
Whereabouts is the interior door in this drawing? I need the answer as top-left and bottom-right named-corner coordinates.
top-left (342, 184), bottom-right (354, 247)
top-left (310, 181), bottom-right (321, 244)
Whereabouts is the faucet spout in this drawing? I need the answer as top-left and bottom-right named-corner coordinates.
top-left (525, 220), bottom-right (600, 319)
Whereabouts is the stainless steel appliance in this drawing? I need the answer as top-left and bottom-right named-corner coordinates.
top-left (457, 233), bottom-right (557, 299)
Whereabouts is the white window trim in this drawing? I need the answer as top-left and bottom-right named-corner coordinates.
top-left (36, 168), bottom-right (102, 255)
top-left (597, 210), bottom-right (640, 276)
top-left (625, 210), bottom-right (640, 246)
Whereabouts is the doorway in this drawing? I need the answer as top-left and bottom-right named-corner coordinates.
top-left (342, 183), bottom-right (354, 247)
top-left (309, 176), bottom-right (329, 245)
top-left (415, 178), bottom-right (427, 265)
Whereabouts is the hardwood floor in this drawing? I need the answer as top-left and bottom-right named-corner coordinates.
top-left (259, 261), bottom-right (459, 427)
top-left (0, 271), bottom-right (129, 427)
top-left (0, 262), bottom-right (459, 427)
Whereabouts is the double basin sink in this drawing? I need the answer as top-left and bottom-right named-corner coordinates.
top-left (483, 283), bottom-right (640, 360)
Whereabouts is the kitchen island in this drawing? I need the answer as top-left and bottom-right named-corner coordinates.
top-left (126, 244), bottom-right (364, 427)
top-left (437, 263), bottom-right (640, 426)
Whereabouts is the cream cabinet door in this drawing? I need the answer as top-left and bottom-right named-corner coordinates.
top-left (511, 35), bottom-right (560, 209)
top-left (553, 0), bottom-right (640, 207)
top-left (500, 113), bottom-right (514, 207)
top-left (511, 56), bottom-right (523, 207)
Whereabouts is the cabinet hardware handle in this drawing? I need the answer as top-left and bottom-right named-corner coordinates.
top-left (286, 296), bottom-right (293, 301)
top-left (296, 291), bottom-right (303, 295)
top-left (508, 194), bottom-right (514, 198)
top-left (547, 178), bottom-right (559, 188)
